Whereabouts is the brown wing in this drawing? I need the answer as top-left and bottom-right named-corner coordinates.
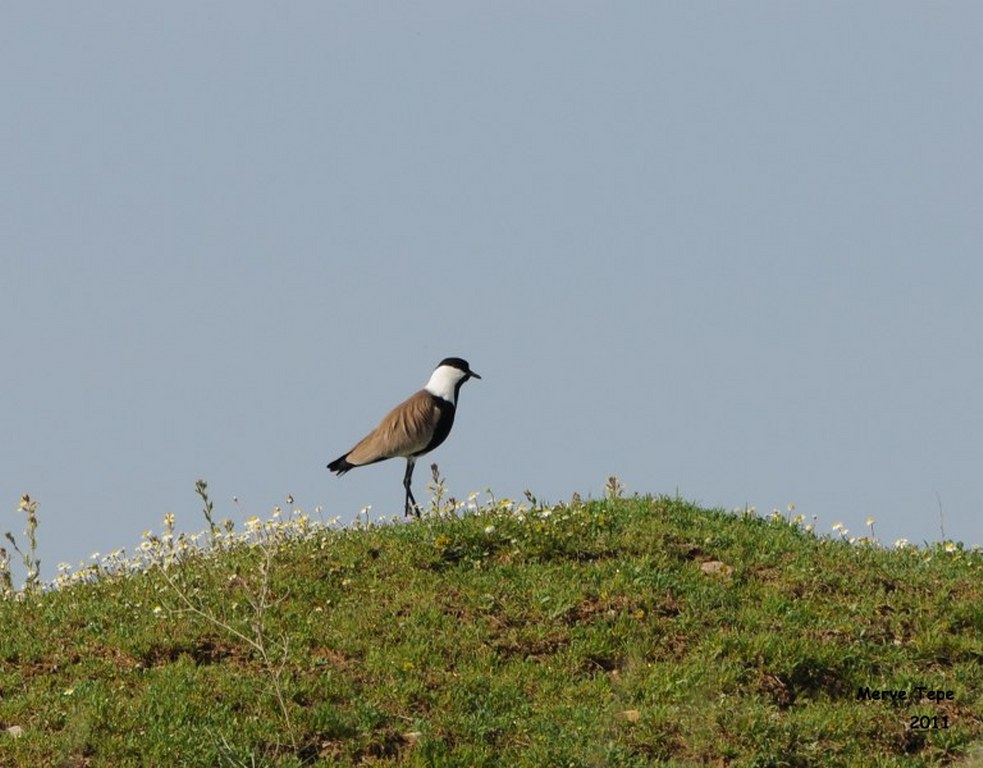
top-left (345, 389), bottom-right (440, 466)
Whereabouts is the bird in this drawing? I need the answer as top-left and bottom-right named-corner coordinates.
top-left (327, 357), bottom-right (481, 517)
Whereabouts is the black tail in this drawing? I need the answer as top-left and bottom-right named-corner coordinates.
top-left (327, 455), bottom-right (355, 475)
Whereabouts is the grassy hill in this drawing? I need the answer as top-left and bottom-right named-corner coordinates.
top-left (1, 485), bottom-right (982, 767)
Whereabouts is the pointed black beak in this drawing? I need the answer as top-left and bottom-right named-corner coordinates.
top-left (469, 370), bottom-right (482, 380)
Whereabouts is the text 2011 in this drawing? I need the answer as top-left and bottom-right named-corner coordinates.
top-left (910, 715), bottom-right (949, 730)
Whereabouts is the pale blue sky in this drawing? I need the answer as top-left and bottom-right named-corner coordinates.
top-left (2, 3), bottom-right (981, 580)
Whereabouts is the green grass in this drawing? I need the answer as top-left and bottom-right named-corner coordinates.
top-left (2, 493), bottom-right (982, 766)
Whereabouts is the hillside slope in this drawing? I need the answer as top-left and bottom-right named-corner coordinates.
top-left (1, 494), bottom-right (981, 766)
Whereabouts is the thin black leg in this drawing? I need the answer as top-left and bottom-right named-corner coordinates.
top-left (403, 458), bottom-right (418, 517)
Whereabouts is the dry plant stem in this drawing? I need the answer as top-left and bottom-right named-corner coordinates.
top-left (3, 494), bottom-right (41, 593)
top-left (156, 543), bottom-right (298, 753)
top-left (428, 462), bottom-right (445, 517)
top-left (0, 546), bottom-right (12, 594)
top-left (195, 479), bottom-right (220, 546)
top-left (214, 728), bottom-right (260, 768)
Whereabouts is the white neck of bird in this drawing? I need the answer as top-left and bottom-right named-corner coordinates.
top-left (424, 365), bottom-right (465, 405)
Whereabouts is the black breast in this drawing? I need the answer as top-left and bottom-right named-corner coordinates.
top-left (415, 396), bottom-right (456, 457)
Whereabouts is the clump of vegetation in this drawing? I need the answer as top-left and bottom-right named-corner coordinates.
top-left (1, 479), bottom-right (982, 766)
